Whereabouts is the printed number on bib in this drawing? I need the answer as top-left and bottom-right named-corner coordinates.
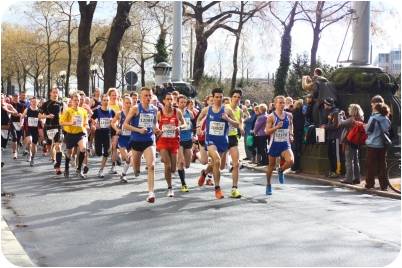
top-left (74, 115), bottom-right (83, 127)
top-left (99, 118), bottom-right (110, 128)
top-left (12, 122), bottom-right (21, 131)
top-left (209, 121), bottom-right (225, 136)
top-left (138, 113), bottom-right (154, 128)
top-left (28, 117), bottom-right (39, 127)
top-left (274, 129), bottom-right (289, 142)
top-left (162, 124), bottom-right (176, 138)
top-left (47, 129), bottom-right (58, 140)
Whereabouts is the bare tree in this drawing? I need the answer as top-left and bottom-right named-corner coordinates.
top-left (300, 1), bottom-right (352, 73)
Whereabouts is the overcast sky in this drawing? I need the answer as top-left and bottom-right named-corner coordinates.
top-left (1, 0), bottom-right (401, 80)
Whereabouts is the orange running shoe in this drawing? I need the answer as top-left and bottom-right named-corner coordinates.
top-left (206, 178), bottom-right (214, 186)
top-left (215, 188), bottom-right (224, 199)
top-left (198, 170), bottom-right (206, 186)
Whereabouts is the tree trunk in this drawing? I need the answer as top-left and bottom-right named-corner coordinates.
top-left (231, 32), bottom-right (241, 91)
top-left (102, 2), bottom-right (132, 93)
top-left (192, 32), bottom-right (207, 87)
top-left (310, 29), bottom-right (320, 74)
top-left (141, 56), bottom-right (146, 87)
top-left (66, 14), bottom-right (72, 96)
top-left (77, 1), bottom-right (97, 96)
top-left (47, 34), bottom-right (52, 99)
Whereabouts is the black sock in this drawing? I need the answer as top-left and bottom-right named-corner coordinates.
top-left (65, 157), bottom-right (70, 170)
top-left (232, 186), bottom-right (237, 189)
top-left (178, 169), bottom-right (186, 185)
top-left (55, 152), bottom-right (62, 168)
top-left (77, 151), bottom-right (85, 170)
top-left (214, 185), bottom-right (220, 190)
top-left (168, 186), bottom-right (172, 189)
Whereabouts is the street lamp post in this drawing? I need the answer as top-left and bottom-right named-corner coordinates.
top-left (90, 64), bottom-right (98, 97)
top-left (58, 70), bottom-right (66, 98)
top-left (38, 74), bottom-right (43, 97)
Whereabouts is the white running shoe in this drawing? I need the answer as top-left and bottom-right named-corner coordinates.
top-left (98, 169), bottom-right (104, 178)
top-left (167, 188), bottom-right (174, 197)
top-left (120, 173), bottom-right (128, 183)
top-left (109, 166), bottom-right (117, 174)
top-left (146, 192), bottom-right (155, 203)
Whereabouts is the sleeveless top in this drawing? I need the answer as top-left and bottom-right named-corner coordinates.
top-left (26, 108), bottom-right (40, 129)
top-left (226, 105), bottom-right (241, 137)
top-left (108, 103), bottom-right (121, 114)
top-left (158, 108), bottom-right (179, 141)
top-left (180, 109), bottom-right (193, 142)
top-left (205, 106), bottom-right (229, 142)
top-left (94, 107), bottom-right (114, 132)
top-left (131, 103), bottom-right (157, 142)
top-left (270, 112), bottom-right (290, 144)
top-left (119, 111), bottom-right (131, 137)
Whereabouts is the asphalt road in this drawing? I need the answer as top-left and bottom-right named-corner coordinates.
top-left (1, 149), bottom-right (401, 266)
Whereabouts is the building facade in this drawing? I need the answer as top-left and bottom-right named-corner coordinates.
top-left (376, 46), bottom-right (401, 77)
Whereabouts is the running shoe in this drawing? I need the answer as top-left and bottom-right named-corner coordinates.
top-left (206, 178), bottom-right (214, 186)
top-left (29, 158), bottom-right (34, 167)
top-left (83, 166), bottom-right (89, 174)
top-left (78, 170), bottom-right (87, 180)
top-left (98, 169), bottom-right (104, 178)
top-left (22, 150), bottom-right (28, 156)
top-left (278, 170), bottom-right (285, 184)
top-left (198, 169), bottom-right (206, 186)
top-left (120, 173), bottom-right (128, 183)
top-left (27, 155), bottom-right (31, 162)
top-left (230, 188), bottom-right (242, 198)
top-left (180, 185), bottom-right (189, 192)
top-left (266, 184), bottom-right (272, 195)
top-left (167, 188), bottom-right (174, 197)
top-left (146, 192), bottom-right (155, 203)
top-left (134, 170), bottom-right (140, 177)
top-left (55, 168), bottom-right (62, 175)
top-left (64, 169), bottom-right (69, 179)
top-left (109, 166), bottom-right (117, 174)
top-left (215, 188), bottom-right (224, 199)
top-left (13, 152), bottom-right (17, 160)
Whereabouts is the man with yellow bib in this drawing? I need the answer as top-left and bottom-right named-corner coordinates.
top-left (60, 92), bottom-right (89, 179)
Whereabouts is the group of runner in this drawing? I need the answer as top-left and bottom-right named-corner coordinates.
top-left (1, 86), bottom-right (294, 202)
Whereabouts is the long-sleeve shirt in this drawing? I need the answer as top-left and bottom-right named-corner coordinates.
top-left (253, 113), bottom-right (268, 137)
top-left (365, 112), bottom-right (391, 148)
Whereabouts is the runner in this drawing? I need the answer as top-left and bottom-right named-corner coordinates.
top-left (107, 88), bottom-right (122, 174)
top-left (196, 88), bottom-right (240, 199)
top-left (78, 91), bottom-right (93, 175)
top-left (112, 95), bottom-right (133, 183)
top-left (177, 95), bottom-right (194, 192)
top-left (9, 94), bottom-right (25, 159)
top-left (21, 97), bottom-right (41, 166)
top-left (265, 95), bottom-right (295, 195)
top-left (156, 93), bottom-right (186, 197)
top-left (59, 92), bottom-right (89, 179)
top-left (123, 87), bottom-right (158, 203)
top-left (222, 89), bottom-right (244, 198)
top-left (1, 94), bottom-right (18, 167)
top-left (40, 87), bottom-right (64, 175)
top-left (91, 94), bottom-right (115, 178)
top-left (89, 88), bottom-right (101, 156)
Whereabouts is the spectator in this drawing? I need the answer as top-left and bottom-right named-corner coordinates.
top-left (253, 103), bottom-right (269, 166)
top-left (320, 97), bottom-right (342, 178)
top-left (290, 99), bottom-right (304, 173)
top-left (364, 98), bottom-right (391, 191)
top-left (339, 104), bottom-right (364, 185)
top-left (285, 96), bottom-right (294, 112)
top-left (303, 94), bottom-right (314, 126)
top-left (243, 104), bottom-right (257, 161)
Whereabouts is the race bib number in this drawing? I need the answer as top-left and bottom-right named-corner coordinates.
top-left (46, 129), bottom-right (58, 140)
top-left (121, 128), bottom-right (131, 136)
top-left (99, 118), bottom-right (110, 129)
top-left (12, 122), bottom-right (21, 131)
top-left (209, 121), bottom-right (225, 136)
top-left (274, 129), bottom-right (289, 142)
top-left (138, 113), bottom-right (154, 128)
top-left (73, 115), bottom-right (83, 127)
top-left (1, 130), bottom-right (8, 139)
top-left (184, 118), bottom-right (192, 130)
top-left (28, 117), bottom-right (39, 127)
top-left (162, 124), bottom-right (176, 138)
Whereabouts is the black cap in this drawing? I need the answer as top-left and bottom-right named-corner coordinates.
top-left (323, 97), bottom-right (335, 106)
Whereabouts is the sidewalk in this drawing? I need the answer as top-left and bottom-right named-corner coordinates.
top-left (241, 161), bottom-right (401, 200)
top-left (1, 215), bottom-right (35, 266)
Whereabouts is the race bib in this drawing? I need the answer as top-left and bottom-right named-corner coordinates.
top-left (1, 130), bottom-right (8, 139)
top-left (162, 124), bottom-right (176, 138)
top-left (46, 129), bottom-right (58, 140)
top-left (274, 129), bottom-right (289, 142)
top-left (121, 128), bottom-right (131, 136)
top-left (138, 113), bottom-right (154, 128)
top-left (73, 115), bottom-right (83, 127)
top-left (28, 117), bottom-right (39, 127)
top-left (12, 122), bottom-right (21, 131)
top-left (228, 124), bottom-right (237, 133)
top-left (99, 118), bottom-right (110, 129)
top-left (184, 118), bottom-right (192, 130)
top-left (209, 121), bottom-right (225, 136)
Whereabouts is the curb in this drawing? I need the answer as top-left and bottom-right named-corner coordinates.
top-left (1, 217), bottom-right (35, 267)
top-left (242, 163), bottom-right (401, 200)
